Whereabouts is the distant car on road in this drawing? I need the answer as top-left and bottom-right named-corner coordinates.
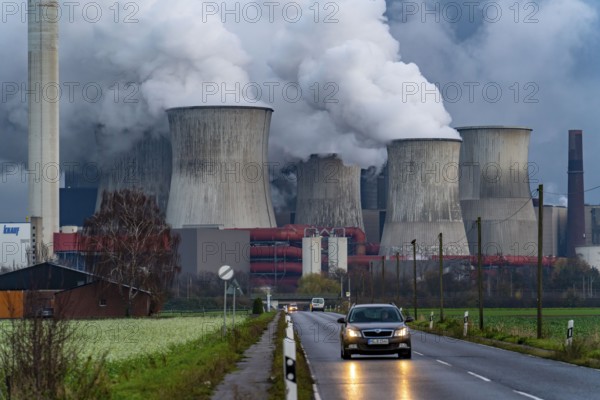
top-left (337, 303), bottom-right (413, 360)
top-left (310, 297), bottom-right (325, 312)
top-left (287, 303), bottom-right (298, 313)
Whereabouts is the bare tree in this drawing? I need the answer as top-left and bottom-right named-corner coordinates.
top-left (82, 189), bottom-right (181, 316)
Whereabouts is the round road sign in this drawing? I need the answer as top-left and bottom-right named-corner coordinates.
top-left (218, 265), bottom-right (234, 281)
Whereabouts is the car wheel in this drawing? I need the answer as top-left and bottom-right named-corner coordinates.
top-left (398, 350), bottom-right (412, 359)
top-left (341, 344), bottom-right (351, 360)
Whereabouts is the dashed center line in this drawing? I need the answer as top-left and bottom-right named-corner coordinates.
top-left (414, 351), bottom-right (423, 356)
top-left (514, 390), bottom-right (544, 400)
top-left (436, 359), bottom-right (452, 367)
top-left (467, 371), bottom-right (491, 382)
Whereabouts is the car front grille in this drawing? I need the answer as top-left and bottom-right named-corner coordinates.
top-left (362, 329), bottom-right (394, 338)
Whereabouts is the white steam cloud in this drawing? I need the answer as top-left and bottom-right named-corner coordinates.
top-left (0, 0), bottom-right (457, 170)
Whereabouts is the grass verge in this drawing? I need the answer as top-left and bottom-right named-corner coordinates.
top-left (109, 312), bottom-right (276, 400)
top-left (409, 315), bottom-right (600, 369)
top-left (269, 313), bottom-right (314, 400)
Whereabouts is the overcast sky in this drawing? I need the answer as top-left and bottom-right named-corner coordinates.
top-left (1, 0), bottom-right (599, 222)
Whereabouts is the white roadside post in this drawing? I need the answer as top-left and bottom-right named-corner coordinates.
top-left (285, 315), bottom-right (294, 340)
top-left (566, 320), bottom-right (574, 347)
top-left (284, 315), bottom-right (297, 400)
top-left (463, 311), bottom-right (469, 337)
top-left (218, 265), bottom-right (234, 337)
top-left (429, 312), bottom-right (434, 329)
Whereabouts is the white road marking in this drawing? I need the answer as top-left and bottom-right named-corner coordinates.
top-left (467, 371), bottom-right (491, 382)
top-left (436, 359), bottom-right (452, 367)
top-left (414, 351), bottom-right (424, 356)
top-left (514, 390), bottom-right (544, 400)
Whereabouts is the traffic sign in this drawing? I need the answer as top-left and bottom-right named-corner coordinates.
top-left (218, 265), bottom-right (234, 281)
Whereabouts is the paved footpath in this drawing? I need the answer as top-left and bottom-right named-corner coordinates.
top-left (211, 312), bottom-right (280, 400)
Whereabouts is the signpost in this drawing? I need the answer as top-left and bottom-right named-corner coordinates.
top-left (218, 265), bottom-right (234, 337)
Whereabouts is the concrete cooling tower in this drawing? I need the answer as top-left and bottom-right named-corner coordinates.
top-left (166, 106), bottom-right (276, 229)
top-left (295, 154), bottom-right (364, 229)
top-left (458, 126), bottom-right (537, 256)
top-left (28, 0), bottom-right (60, 257)
top-left (379, 139), bottom-right (469, 256)
top-left (96, 134), bottom-right (172, 214)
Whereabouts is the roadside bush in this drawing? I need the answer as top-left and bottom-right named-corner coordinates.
top-left (0, 317), bottom-right (110, 399)
top-left (252, 297), bottom-right (264, 315)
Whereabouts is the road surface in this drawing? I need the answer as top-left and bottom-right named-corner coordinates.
top-left (291, 311), bottom-right (600, 400)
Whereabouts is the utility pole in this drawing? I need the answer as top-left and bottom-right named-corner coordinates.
top-left (537, 184), bottom-right (544, 339)
top-left (477, 217), bottom-right (483, 330)
top-left (439, 232), bottom-right (444, 323)
top-left (381, 255), bottom-right (385, 301)
top-left (370, 263), bottom-right (374, 303)
top-left (396, 252), bottom-right (401, 305)
top-left (411, 239), bottom-right (417, 319)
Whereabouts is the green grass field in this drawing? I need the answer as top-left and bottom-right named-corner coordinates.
top-left (410, 308), bottom-right (600, 366)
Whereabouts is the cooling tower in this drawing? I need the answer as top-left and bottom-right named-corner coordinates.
top-left (458, 126), bottom-right (537, 256)
top-left (166, 106), bottom-right (276, 229)
top-left (567, 130), bottom-right (585, 258)
top-left (295, 154), bottom-right (364, 229)
top-left (95, 134), bottom-right (172, 213)
top-left (379, 139), bottom-right (468, 256)
top-left (28, 0), bottom-right (60, 258)
top-left (360, 167), bottom-right (379, 210)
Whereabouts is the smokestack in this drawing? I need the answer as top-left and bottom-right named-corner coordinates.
top-left (567, 130), bottom-right (585, 258)
top-left (166, 106), bottom-right (276, 229)
top-left (95, 134), bottom-right (172, 214)
top-left (458, 126), bottom-right (537, 256)
top-left (28, 0), bottom-right (60, 258)
top-left (379, 139), bottom-right (469, 256)
top-left (295, 154), bottom-right (364, 229)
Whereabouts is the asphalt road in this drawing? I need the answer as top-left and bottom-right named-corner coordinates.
top-left (291, 311), bottom-right (600, 400)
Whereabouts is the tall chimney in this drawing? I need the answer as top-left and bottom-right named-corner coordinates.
top-left (28, 1), bottom-right (60, 259)
top-left (567, 130), bottom-right (585, 258)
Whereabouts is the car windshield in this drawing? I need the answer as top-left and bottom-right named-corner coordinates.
top-left (348, 307), bottom-right (402, 323)
top-left (312, 298), bottom-right (324, 304)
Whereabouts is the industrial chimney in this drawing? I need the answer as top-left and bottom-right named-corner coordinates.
top-left (295, 154), bottom-right (364, 230)
top-left (95, 133), bottom-right (172, 214)
top-left (166, 106), bottom-right (276, 229)
top-left (458, 126), bottom-right (537, 256)
top-left (379, 139), bottom-right (469, 256)
top-left (28, 0), bottom-right (60, 259)
top-left (567, 130), bottom-right (585, 258)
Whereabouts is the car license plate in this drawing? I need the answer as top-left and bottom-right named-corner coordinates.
top-left (368, 339), bottom-right (389, 345)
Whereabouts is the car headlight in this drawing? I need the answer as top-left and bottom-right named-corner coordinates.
top-left (347, 328), bottom-right (361, 338)
top-left (394, 327), bottom-right (409, 337)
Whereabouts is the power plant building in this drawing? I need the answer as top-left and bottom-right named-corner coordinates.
top-left (458, 126), bottom-right (538, 256)
top-left (379, 139), bottom-right (469, 256)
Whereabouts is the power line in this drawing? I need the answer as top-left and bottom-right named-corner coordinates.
top-left (544, 184), bottom-right (600, 196)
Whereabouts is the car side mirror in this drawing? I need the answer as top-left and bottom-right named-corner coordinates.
top-left (405, 316), bottom-right (414, 323)
top-left (337, 317), bottom-right (346, 324)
